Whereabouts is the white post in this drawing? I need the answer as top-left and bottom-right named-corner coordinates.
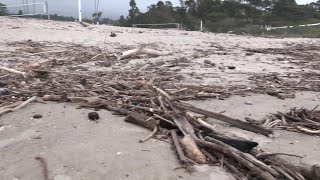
top-left (78, 0), bottom-right (82, 22)
top-left (200, 20), bottom-right (203, 32)
top-left (45, 1), bottom-right (50, 20)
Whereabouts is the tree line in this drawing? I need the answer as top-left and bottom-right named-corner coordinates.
top-left (120, 0), bottom-right (320, 32)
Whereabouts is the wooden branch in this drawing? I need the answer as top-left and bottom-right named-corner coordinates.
top-left (181, 135), bottom-right (206, 164)
top-left (186, 111), bottom-right (218, 133)
top-left (205, 136), bottom-right (278, 177)
top-left (0, 66), bottom-right (27, 77)
top-left (153, 86), bottom-right (173, 100)
top-left (173, 102), bottom-right (272, 136)
top-left (251, 148), bottom-right (317, 180)
top-left (196, 139), bottom-right (277, 180)
top-left (139, 126), bottom-right (158, 143)
top-left (201, 149), bottom-right (218, 164)
top-left (0, 96), bottom-right (37, 116)
top-left (271, 165), bottom-right (295, 180)
top-left (170, 130), bottom-right (187, 164)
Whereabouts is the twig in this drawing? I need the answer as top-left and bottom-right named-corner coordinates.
top-left (153, 114), bottom-right (176, 126)
top-left (158, 96), bottom-right (168, 114)
top-left (153, 86), bottom-right (173, 100)
top-left (0, 66), bottom-right (27, 77)
top-left (139, 126), bottom-right (158, 143)
top-left (186, 112), bottom-right (218, 133)
top-left (0, 96), bottom-right (37, 116)
top-left (296, 126), bottom-right (320, 134)
top-left (271, 165), bottom-right (295, 180)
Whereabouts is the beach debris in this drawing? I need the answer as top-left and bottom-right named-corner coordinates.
top-left (0, 40), bottom-right (319, 180)
top-left (33, 114), bottom-right (43, 119)
top-left (88, 112), bottom-right (100, 122)
top-left (117, 44), bottom-right (172, 60)
top-left (262, 106), bottom-right (320, 135)
top-left (110, 32), bottom-right (117, 37)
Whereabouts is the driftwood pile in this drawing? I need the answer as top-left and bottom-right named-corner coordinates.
top-left (1, 41), bottom-right (320, 179)
top-left (263, 107), bottom-right (320, 135)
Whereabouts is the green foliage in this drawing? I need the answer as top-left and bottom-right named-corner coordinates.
top-left (128, 0), bottom-right (140, 24)
top-left (0, 3), bottom-right (8, 16)
top-left (117, 0), bottom-right (320, 37)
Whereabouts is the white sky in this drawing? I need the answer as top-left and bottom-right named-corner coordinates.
top-left (0, 0), bottom-right (317, 19)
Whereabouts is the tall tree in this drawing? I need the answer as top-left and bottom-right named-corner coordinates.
top-left (128, 0), bottom-right (140, 24)
top-left (0, 3), bottom-right (8, 16)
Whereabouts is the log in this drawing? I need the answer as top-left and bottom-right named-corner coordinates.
top-left (170, 130), bottom-right (187, 164)
top-left (173, 102), bottom-right (272, 136)
top-left (125, 111), bottom-right (158, 131)
top-left (172, 114), bottom-right (197, 137)
top-left (181, 135), bottom-right (206, 164)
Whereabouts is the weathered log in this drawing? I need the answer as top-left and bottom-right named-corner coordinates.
top-left (170, 130), bottom-right (187, 164)
top-left (205, 133), bottom-right (258, 153)
top-left (125, 111), bottom-right (158, 131)
top-left (172, 114), bottom-right (197, 137)
top-left (181, 135), bottom-right (206, 164)
top-left (173, 102), bottom-right (272, 136)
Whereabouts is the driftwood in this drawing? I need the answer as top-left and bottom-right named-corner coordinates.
top-left (139, 126), bottom-right (158, 143)
top-left (173, 102), bottom-right (272, 136)
top-left (118, 45), bottom-right (172, 60)
top-left (0, 96), bottom-right (37, 116)
top-left (0, 66), bottom-right (27, 77)
top-left (125, 111), bottom-right (158, 131)
top-left (196, 138), bottom-right (277, 180)
top-left (205, 137), bottom-right (279, 177)
top-left (251, 148), bottom-right (319, 180)
top-left (181, 135), bottom-right (206, 164)
top-left (170, 130), bottom-right (187, 164)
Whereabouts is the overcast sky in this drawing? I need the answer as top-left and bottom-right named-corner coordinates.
top-left (0, 0), bottom-right (317, 19)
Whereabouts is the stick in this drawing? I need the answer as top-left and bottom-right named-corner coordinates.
top-left (296, 126), bottom-right (320, 134)
top-left (153, 86), bottom-right (173, 100)
top-left (173, 102), bottom-right (272, 136)
top-left (0, 66), bottom-right (27, 77)
top-left (186, 111), bottom-right (218, 133)
top-left (153, 114), bottom-right (176, 126)
top-left (139, 126), bottom-right (158, 143)
top-left (271, 165), bottom-right (295, 180)
top-left (205, 136), bottom-right (278, 177)
top-left (0, 96), bottom-right (37, 116)
top-left (196, 139), bottom-right (276, 180)
top-left (170, 130), bottom-right (187, 164)
top-left (158, 96), bottom-right (168, 114)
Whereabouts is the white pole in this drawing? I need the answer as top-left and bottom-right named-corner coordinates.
top-left (78, 0), bottom-right (82, 22)
top-left (200, 20), bottom-right (203, 32)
